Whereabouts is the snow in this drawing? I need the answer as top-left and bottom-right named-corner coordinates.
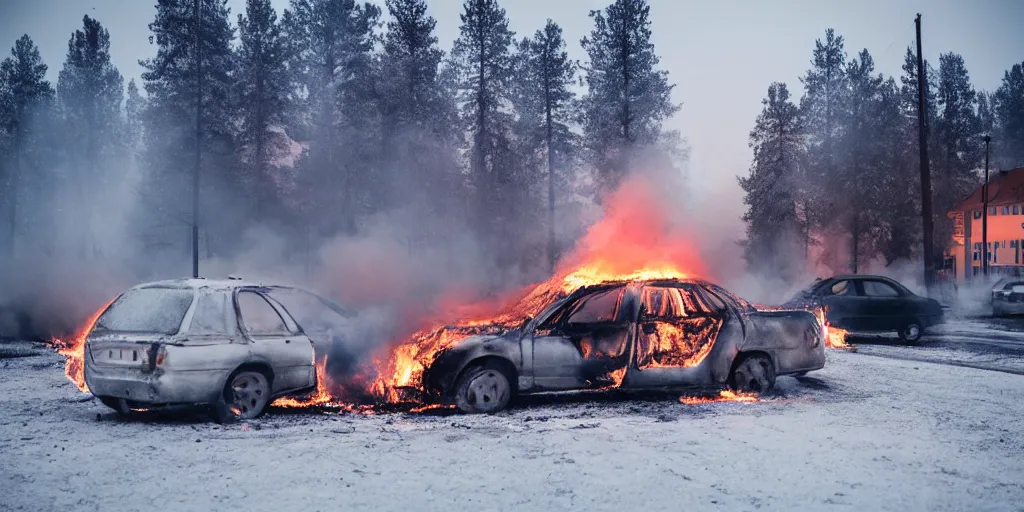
top-left (1, 347), bottom-right (1022, 511)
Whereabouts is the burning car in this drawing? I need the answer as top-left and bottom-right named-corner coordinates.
top-left (784, 275), bottom-right (943, 344)
top-left (378, 277), bottom-right (825, 413)
top-left (81, 278), bottom-right (351, 421)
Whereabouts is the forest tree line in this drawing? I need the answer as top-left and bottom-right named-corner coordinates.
top-left (741, 28), bottom-right (1024, 283)
top-left (0, 0), bottom-right (681, 288)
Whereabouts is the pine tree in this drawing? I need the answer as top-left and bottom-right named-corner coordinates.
top-left (450, 0), bottom-right (516, 255)
top-left (139, 0), bottom-right (238, 263)
top-left (875, 77), bottom-right (920, 265)
top-left (842, 49), bottom-right (884, 272)
top-left (236, 0), bottom-right (291, 221)
top-left (515, 20), bottom-right (577, 271)
top-left (0, 35), bottom-right (54, 257)
top-left (932, 52), bottom-right (982, 255)
top-left (283, 0), bottom-right (380, 235)
top-left (799, 28), bottom-right (847, 269)
top-left (56, 15), bottom-right (125, 255)
top-left (377, 0), bottom-right (458, 219)
top-left (124, 79), bottom-right (145, 157)
top-left (739, 82), bottom-right (805, 282)
top-left (579, 0), bottom-right (677, 189)
top-left (993, 62), bottom-right (1024, 168)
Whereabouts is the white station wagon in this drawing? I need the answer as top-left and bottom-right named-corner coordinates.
top-left (84, 278), bottom-right (349, 421)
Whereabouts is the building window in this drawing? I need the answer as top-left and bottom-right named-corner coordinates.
top-left (1014, 205), bottom-right (1020, 215)
top-left (1003, 206), bottom-right (1011, 215)
top-left (974, 210), bottom-right (982, 219)
top-left (973, 252), bottom-right (979, 261)
top-left (991, 207), bottom-right (999, 215)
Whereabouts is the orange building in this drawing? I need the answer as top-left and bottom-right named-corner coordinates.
top-left (946, 167), bottom-right (1024, 283)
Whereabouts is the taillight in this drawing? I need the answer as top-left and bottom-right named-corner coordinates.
top-left (148, 343), bottom-right (167, 371)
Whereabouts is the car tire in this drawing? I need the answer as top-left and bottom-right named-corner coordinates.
top-left (728, 354), bottom-right (776, 395)
top-left (212, 369), bottom-right (271, 424)
top-left (98, 396), bottom-right (131, 416)
top-left (899, 321), bottom-right (924, 345)
top-left (454, 361), bottom-right (513, 414)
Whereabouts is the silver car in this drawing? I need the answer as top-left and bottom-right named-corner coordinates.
top-left (84, 278), bottom-right (345, 421)
top-left (991, 278), bottom-right (1024, 316)
top-left (414, 278), bottom-right (826, 413)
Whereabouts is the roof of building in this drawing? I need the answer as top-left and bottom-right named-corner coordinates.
top-left (951, 167), bottom-right (1024, 212)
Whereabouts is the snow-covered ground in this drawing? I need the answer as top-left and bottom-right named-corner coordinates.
top-left (1, 344), bottom-right (1023, 512)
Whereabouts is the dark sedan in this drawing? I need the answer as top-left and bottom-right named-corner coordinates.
top-left (784, 275), bottom-right (943, 344)
top-left (415, 278), bottom-right (825, 413)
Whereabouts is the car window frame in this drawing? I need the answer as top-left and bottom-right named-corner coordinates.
top-left (563, 286), bottom-right (627, 327)
top-left (235, 289), bottom-right (294, 338)
top-left (859, 279), bottom-right (903, 298)
top-left (826, 280), bottom-right (857, 297)
top-left (93, 286), bottom-right (195, 335)
top-left (536, 285), bottom-right (628, 333)
top-left (640, 285), bottom-right (686, 319)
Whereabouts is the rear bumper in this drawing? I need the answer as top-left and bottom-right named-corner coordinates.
top-left (85, 364), bottom-right (226, 405)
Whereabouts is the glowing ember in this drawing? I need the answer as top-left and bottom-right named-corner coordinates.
top-left (408, 403), bottom-right (455, 414)
top-left (50, 300), bottom-right (113, 393)
top-left (679, 390), bottom-right (759, 405)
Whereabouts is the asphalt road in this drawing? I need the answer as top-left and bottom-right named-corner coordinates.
top-left (847, 316), bottom-right (1024, 375)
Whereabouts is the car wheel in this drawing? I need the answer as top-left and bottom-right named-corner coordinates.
top-left (454, 362), bottom-right (512, 414)
top-left (98, 396), bottom-right (131, 416)
top-left (899, 321), bottom-right (923, 345)
top-left (729, 354), bottom-right (776, 395)
top-left (213, 370), bottom-right (271, 423)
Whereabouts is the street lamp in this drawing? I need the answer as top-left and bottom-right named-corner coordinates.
top-left (983, 134), bottom-right (991, 277)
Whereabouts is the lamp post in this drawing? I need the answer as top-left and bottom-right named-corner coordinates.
top-left (983, 135), bottom-right (991, 277)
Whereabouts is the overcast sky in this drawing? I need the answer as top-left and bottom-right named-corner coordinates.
top-left (2, 0), bottom-right (1022, 238)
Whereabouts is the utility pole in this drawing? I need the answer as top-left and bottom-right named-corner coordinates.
top-left (915, 14), bottom-right (935, 294)
top-left (983, 135), bottom-right (991, 277)
top-left (192, 0), bottom-right (202, 278)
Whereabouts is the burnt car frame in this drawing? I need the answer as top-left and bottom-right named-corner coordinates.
top-left (785, 275), bottom-right (943, 344)
top-left (84, 279), bottom-right (350, 421)
top-left (420, 278), bottom-right (825, 413)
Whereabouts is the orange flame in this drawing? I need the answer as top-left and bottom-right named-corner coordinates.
top-left (815, 308), bottom-right (852, 349)
top-left (368, 174), bottom-right (709, 401)
top-left (271, 355), bottom-right (333, 408)
top-left (679, 390), bottom-right (759, 404)
top-left (51, 300), bottom-right (113, 393)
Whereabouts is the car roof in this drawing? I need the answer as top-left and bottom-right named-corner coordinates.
top-left (131, 278), bottom-right (265, 291)
top-left (827, 274), bottom-right (898, 282)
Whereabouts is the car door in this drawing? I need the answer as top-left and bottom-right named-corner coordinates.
top-left (265, 287), bottom-right (355, 376)
top-left (236, 290), bottom-right (315, 394)
top-left (625, 284), bottom-right (724, 387)
top-left (529, 285), bottom-right (632, 389)
top-left (821, 279), bottom-right (862, 330)
top-left (859, 279), bottom-right (906, 331)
